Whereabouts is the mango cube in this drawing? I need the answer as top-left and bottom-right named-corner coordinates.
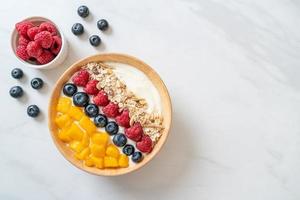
top-left (92, 133), bottom-right (109, 146)
top-left (55, 114), bottom-right (72, 129)
top-left (91, 144), bottom-right (106, 158)
top-left (118, 155), bottom-right (129, 168)
top-left (69, 141), bottom-right (85, 153)
top-left (57, 97), bottom-right (71, 113)
top-left (75, 147), bottom-right (90, 160)
top-left (104, 157), bottom-right (118, 168)
top-left (68, 123), bottom-right (85, 141)
top-left (79, 116), bottom-right (96, 135)
top-left (81, 133), bottom-right (90, 147)
top-left (58, 128), bottom-right (71, 142)
top-left (85, 157), bottom-right (94, 167)
top-left (91, 157), bottom-right (104, 169)
top-left (68, 106), bottom-right (83, 120)
top-left (106, 144), bottom-right (120, 158)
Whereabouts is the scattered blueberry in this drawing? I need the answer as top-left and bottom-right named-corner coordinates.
top-left (89, 35), bottom-right (101, 47)
top-left (73, 92), bottom-right (89, 107)
top-left (113, 133), bottom-right (127, 147)
top-left (71, 23), bottom-right (84, 35)
top-left (31, 78), bottom-right (43, 89)
top-left (94, 114), bottom-right (107, 127)
top-left (11, 68), bottom-right (23, 79)
top-left (9, 86), bottom-right (23, 98)
top-left (77, 5), bottom-right (89, 18)
top-left (122, 144), bottom-right (135, 156)
top-left (84, 103), bottom-right (99, 117)
top-left (132, 152), bottom-right (143, 163)
top-left (27, 105), bottom-right (40, 118)
top-left (63, 83), bottom-right (77, 97)
top-left (97, 19), bottom-right (109, 31)
top-left (105, 121), bottom-right (119, 135)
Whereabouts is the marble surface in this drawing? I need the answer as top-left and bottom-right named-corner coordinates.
top-left (0, 0), bottom-right (299, 199)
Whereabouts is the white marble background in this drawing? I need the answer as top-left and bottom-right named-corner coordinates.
top-left (0, 0), bottom-right (299, 199)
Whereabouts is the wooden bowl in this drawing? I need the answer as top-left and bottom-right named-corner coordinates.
top-left (48, 53), bottom-right (172, 176)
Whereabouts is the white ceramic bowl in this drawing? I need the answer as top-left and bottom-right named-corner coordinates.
top-left (11, 16), bottom-right (68, 69)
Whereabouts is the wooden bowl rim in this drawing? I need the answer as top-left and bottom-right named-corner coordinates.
top-left (48, 53), bottom-right (172, 176)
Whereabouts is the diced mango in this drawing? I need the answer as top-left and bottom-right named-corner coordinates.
top-left (81, 133), bottom-right (90, 147)
top-left (69, 141), bottom-right (85, 153)
top-left (58, 128), bottom-right (71, 142)
top-left (91, 157), bottom-right (104, 169)
top-left (104, 157), bottom-right (118, 168)
top-left (68, 123), bottom-right (85, 141)
top-left (118, 155), bottom-right (129, 168)
top-left (75, 147), bottom-right (90, 160)
top-left (55, 114), bottom-right (72, 129)
top-left (56, 97), bottom-right (71, 113)
top-left (106, 144), bottom-right (120, 158)
top-left (91, 144), bottom-right (106, 158)
top-left (68, 106), bottom-right (83, 120)
top-left (85, 157), bottom-right (94, 167)
top-left (92, 133), bottom-right (109, 146)
top-left (79, 116), bottom-right (96, 135)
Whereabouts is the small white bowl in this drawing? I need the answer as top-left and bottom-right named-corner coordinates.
top-left (11, 16), bottom-right (68, 69)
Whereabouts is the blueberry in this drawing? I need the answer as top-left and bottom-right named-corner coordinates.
top-left (63, 83), bottom-right (77, 97)
top-left (132, 152), bottom-right (143, 163)
top-left (113, 133), bottom-right (127, 147)
top-left (73, 92), bottom-right (89, 107)
top-left (105, 121), bottom-right (119, 135)
top-left (94, 114), bottom-right (107, 127)
top-left (31, 78), bottom-right (43, 89)
top-left (122, 144), bottom-right (135, 156)
top-left (77, 5), bottom-right (89, 18)
top-left (71, 23), bottom-right (84, 35)
top-left (11, 68), bottom-right (23, 79)
top-left (84, 103), bottom-right (99, 117)
top-left (27, 105), bottom-right (40, 118)
top-left (97, 19), bottom-right (109, 31)
top-left (89, 35), bottom-right (101, 47)
top-left (9, 86), bottom-right (23, 98)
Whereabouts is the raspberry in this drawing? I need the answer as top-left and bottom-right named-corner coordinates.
top-left (18, 36), bottom-right (29, 46)
top-left (50, 36), bottom-right (62, 55)
top-left (34, 31), bottom-right (53, 49)
top-left (116, 110), bottom-right (130, 128)
top-left (102, 102), bottom-right (120, 118)
top-left (26, 41), bottom-right (43, 58)
top-left (16, 45), bottom-right (29, 61)
top-left (39, 22), bottom-right (57, 36)
top-left (125, 122), bottom-right (143, 142)
top-left (84, 80), bottom-right (99, 95)
top-left (137, 135), bottom-right (153, 153)
top-left (15, 21), bottom-right (33, 37)
top-left (37, 50), bottom-right (54, 64)
top-left (27, 27), bottom-right (39, 40)
top-left (93, 90), bottom-right (109, 106)
top-left (72, 69), bottom-right (90, 87)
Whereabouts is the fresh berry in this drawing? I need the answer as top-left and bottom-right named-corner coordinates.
top-left (97, 19), bottom-right (109, 31)
top-left (15, 21), bottom-right (33, 37)
top-left (122, 144), bottom-right (135, 156)
top-left (39, 22), bottom-right (57, 36)
top-left (71, 23), bottom-right (84, 35)
top-left (63, 83), bottom-right (77, 97)
top-left (27, 105), bottom-right (40, 118)
top-left (84, 80), bottom-right (99, 95)
top-left (11, 68), bottom-right (23, 79)
top-left (34, 31), bottom-right (53, 49)
top-left (132, 152), bottom-right (143, 163)
top-left (136, 135), bottom-right (153, 153)
top-left (113, 133), bottom-right (127, 147)
top-left (93, 90), bottom-right (109, 106)
top-left (26, 41), bottom-right (43, 58)
top-left (31, 78), bottom-right (44, 89)
top-left (105, 121), bottom-right (119, 135)
top-left (94, 114), bottom-right (108, 127)
top-left (89, 35), bottom-right (101, 47)
top-left (27, 27), bottom-right (39, 40)
top-left (72, 69), bottom-right (89, 87)
top-left (16, 45), bottom-right (30, 61)
top-left (18, 36), bottom-right (29, 46)
top-left (73, 92), bottom-right (89, 107)
top-left (37, 50), bottom-right (54, 64)
top-left (77, 5), bottom-right (89, 18)
top-left (102, 102), bottom-right (120, 118)
top-left (84, 103), bottom-right (99, 117)
top-left (9, 86), bottom-right (23, 98)
top-left (116, 109), bottom-right (130, 128)
top-left (125, 122), bottom-right (143, 142)
top-left (50, 36), bottom-right (62, 55)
